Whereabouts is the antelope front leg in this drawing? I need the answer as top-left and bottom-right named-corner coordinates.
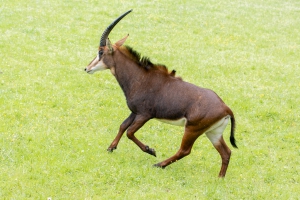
top-left (126, 115), bottom-right (156, 157)
top-left (107, 113), bottom-right (136, 152)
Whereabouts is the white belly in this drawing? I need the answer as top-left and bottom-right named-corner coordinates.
top-left (156, 118), bottom-right (187, 126)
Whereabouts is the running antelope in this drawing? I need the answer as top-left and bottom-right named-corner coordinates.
top-left (84, 10), bottom-right (237, 177)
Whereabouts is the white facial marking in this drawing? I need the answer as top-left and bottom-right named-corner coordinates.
top-left (86, 54), bottom-right (108, 74)
top-left (88, 59), bottom-right (107, 73)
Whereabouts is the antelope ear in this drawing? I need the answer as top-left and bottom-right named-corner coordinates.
top-left (115, 34), bottom-right (129, 47)
top-left (106, 38), bottom-right (113, 53)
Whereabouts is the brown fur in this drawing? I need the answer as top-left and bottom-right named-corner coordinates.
top-left (85, 35), bottom-right (237, 178)
top-left (118, 45), bottom-right (179, 78)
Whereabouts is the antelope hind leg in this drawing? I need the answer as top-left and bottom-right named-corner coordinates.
top-left (205, 116), bottom-right (232, 177)
top-left (154, 125), bottom-right (201, 168)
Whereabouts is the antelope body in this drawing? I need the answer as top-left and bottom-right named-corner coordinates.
top-left (85, 10), bottom-right (237, 177)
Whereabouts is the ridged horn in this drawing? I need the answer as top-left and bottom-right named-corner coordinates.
top-left (99, 9), bottom-right (132, 47)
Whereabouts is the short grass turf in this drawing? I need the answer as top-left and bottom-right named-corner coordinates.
top-left (1, 0), bottom-right (300, 199)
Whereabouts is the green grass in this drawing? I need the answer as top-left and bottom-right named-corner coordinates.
top-left (1, 0), bottom-right (300, 199)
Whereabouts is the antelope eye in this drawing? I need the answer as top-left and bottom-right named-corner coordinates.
top-left (98, 51), bottom-right (104, 60)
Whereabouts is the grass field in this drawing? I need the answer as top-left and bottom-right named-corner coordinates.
top-left (1, 0), bottom-right (300, 199)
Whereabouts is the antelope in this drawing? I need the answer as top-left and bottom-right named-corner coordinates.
top-left (84, 10), bottom-right (237, 177)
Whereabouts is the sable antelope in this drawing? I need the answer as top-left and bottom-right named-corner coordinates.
top-left (84, 10), bottom-right (237, 177)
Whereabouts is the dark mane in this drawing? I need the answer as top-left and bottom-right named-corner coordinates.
top-left (120, 45), bottom-right (180, 78)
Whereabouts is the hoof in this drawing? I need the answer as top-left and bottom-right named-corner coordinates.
top-left (153, 163), bottom-right (164, 168)
top-left (107, 147), bottom-right (117, 152)
top-left (145, 146), bottom-right (156, 157)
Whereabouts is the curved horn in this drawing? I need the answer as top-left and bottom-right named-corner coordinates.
top-left (99, 9), bottom-right (132, 47)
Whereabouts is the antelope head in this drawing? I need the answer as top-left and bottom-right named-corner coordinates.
top-left (85, 10), bottom-right (132, 74)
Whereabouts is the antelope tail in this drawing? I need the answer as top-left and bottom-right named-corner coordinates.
top-left (230, 115), bottom-right (238, 148)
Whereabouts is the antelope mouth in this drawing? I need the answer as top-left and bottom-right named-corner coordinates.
top-left (85, 68), bottom-right (93, 74)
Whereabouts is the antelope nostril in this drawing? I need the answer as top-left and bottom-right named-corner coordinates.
top-left (84, 68), bottom-right (87, 71)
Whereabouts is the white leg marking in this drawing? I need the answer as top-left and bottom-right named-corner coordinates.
top-left (205, 116), bottom-right (230, 145)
